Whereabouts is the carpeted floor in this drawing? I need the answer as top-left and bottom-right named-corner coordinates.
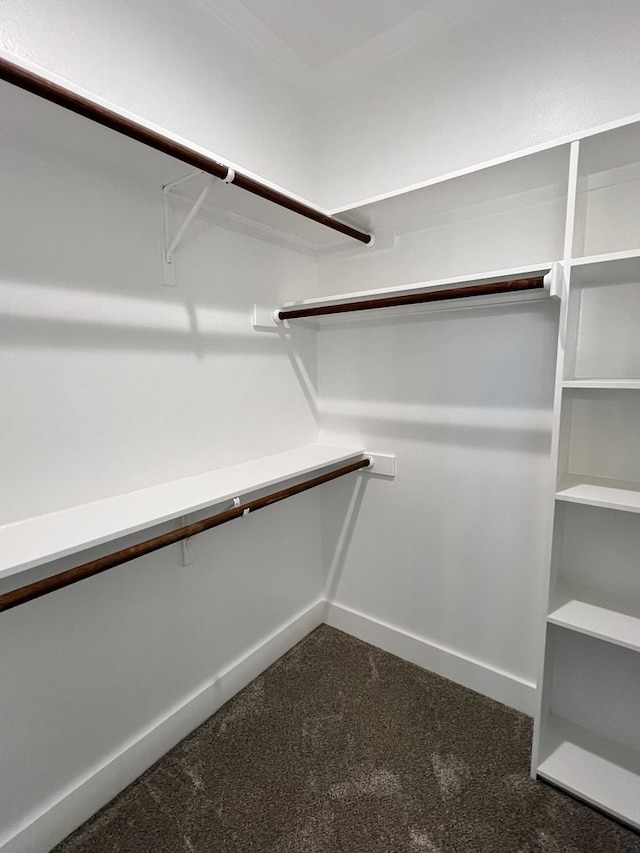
top-left (54, 625), bottom-right (640, 852)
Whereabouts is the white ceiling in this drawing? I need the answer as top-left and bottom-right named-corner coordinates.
top-left (236, 0), bottom-right (425, 68)
top-left (197, 0), bottom-right (505, 90)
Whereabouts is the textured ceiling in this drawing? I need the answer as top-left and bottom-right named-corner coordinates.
top-left (197, 0), bottom-right (505, 89)
top-left (236, 0), bottom-right (425, 68)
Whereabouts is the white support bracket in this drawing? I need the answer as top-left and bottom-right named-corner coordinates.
top-left (252, 304), bottom-right (281, 331)
top-left (362, 453), bottom-right (396, 478)
top-left (545, 261), bottom-right (563, 299)
top-left (180, 515), bottom-right (195, 566)
top-left (161, 170), bottom-right (227, 286)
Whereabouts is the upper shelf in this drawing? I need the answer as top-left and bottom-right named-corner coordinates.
top-left (0, 444), bottom-right (365, 583)
top-left (0, 58), bottom-right (371, 254)
top-left (334, 146), bottom-right (571, 237)
top-left (569, 250), bottom-right (640, 284)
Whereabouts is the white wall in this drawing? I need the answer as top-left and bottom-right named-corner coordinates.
top-left (319, 300), bottom-right (558, 708)
top-left (315, 0), bottom-right (640, 210)
top-left (0, 0), bottom-right (316, 201)
top-left (0, 81), bottom-right (328, 851)
top-left (0, 83), bottom-right (319, 523)
top-left (314, 153), bottom-right (564, 711)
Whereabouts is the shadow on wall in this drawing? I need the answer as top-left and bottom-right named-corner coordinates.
top-left (313, 299), bottom-right (560, 412)
top-left (0, 118), bottom-right (316, 312)
top-left (322, 472), bottom-right (370, 603)
top-left (319, 405), bottom-right (552, 454)
top-left (0, 308), bottom-right (281, 356)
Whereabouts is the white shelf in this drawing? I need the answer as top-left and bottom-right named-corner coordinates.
top-left (0, 76), bottom-right (359, 255)
top-left (336, 146), bottom-right (570, 229)
top-left (556, 476), bottom-right (640, 513)
top-left (570, 250), bottom-right (640, 283)
top-left (277, 263), bottom-right (557, 323)
top-left (0, 444), bottom-right (365, 582)
top-left (549, 581), bottom-right (640, 653)
top-left (563, 379), bottom-right (640, 389)
top-left (537, 715), bottom-right (640, 831)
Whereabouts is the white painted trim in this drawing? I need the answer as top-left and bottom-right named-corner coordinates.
top-left (325, 602), bottom-right (536, 717)
top-left (0, 600), bottom-right (326, 853)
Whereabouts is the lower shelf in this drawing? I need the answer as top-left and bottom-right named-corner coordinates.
top-left (0, 444), bottom-right (365, 582)
top-left (556, 476), bottom-right (640, 513)
top-left (537, 715), bottom-right (640, 830)
top-left (548, 581), bottom-right (640, 653)
top-left (562, 379), bottom-right (640, 390)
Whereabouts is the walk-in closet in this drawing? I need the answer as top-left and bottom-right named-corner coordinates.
top-left (1, 1), bottom-right (640, 850)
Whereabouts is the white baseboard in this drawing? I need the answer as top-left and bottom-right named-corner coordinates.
top-left (1, 599), bottom-right (326, 853)
top-left (325, 602), bottom-right (536, 717)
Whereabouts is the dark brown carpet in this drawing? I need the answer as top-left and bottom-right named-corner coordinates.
top-left (54, 625), bottom-right (640, 852)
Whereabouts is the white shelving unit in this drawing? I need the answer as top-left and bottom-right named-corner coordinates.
top-left (0, 444), bottom-right (365, 584)
top-left (532, 124), bottom-right (640, 828)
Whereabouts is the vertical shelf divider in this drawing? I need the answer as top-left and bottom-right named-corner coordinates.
top-left (530, 139), bottom-right (580, 774)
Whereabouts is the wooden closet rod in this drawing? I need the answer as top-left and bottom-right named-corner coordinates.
top-left (0, 457), bottom-right (370, 614)
top-left (0, 57), bottom-right (373, 246)
top-left (278, 276), bottom-right (546, 320)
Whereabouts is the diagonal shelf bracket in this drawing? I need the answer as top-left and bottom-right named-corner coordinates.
top-left (160, 168), bottom-right (235, 285)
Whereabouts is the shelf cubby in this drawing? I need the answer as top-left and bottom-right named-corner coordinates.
top-left (565, 254), bottom-right (640, 382)
top-left (557, 388), bottom-right (640, 495)
top-left (548, 502), bottom-right (640, 649)
top-left (538, 713), bottom-right (640, 831)
top-left (573, 122), bottom-right (640, 259)
top-left (545, 626), bottom-right (640, 753)
top-left (538, 626), bottom-right (640, 828)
